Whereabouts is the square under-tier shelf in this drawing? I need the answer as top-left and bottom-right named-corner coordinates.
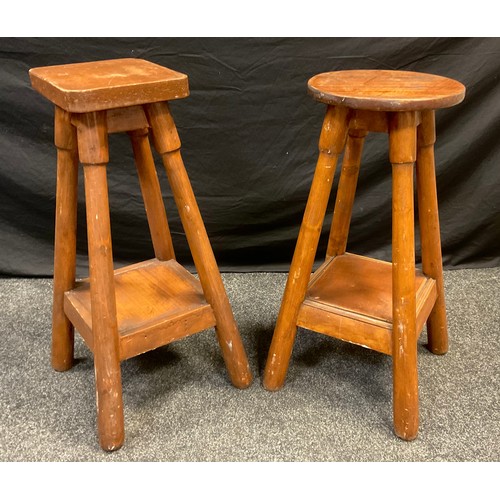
top-left (296, 253), bottom-right (437, 355)
top-left (64, 259), bottom-right (216, 360)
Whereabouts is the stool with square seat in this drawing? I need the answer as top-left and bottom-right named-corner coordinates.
top-left (30, 58), bottom-right (253, 451)
top-left (263, 69), bottom-right (465, 440)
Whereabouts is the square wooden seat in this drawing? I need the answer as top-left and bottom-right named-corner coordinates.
top-left (29, 58), bottom-right (189, 112)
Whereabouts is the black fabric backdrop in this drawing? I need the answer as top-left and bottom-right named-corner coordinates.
top-left (1, 37), bottom-right (499, 277)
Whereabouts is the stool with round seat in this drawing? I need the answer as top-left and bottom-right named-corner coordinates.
top-left (263, 70), bottom-right (465, 440)
top-left (29, 58), bottom-right (253, 451)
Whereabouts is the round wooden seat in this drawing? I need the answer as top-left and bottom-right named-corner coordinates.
top-left (308, 70), bottom-right (465, 111)
top-left (29, 58), bottom-right (189, 113)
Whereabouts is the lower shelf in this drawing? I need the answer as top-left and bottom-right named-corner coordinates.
top-left (296, 253), bottom-right (437, 355)
top-left (64, 259), bottom-right (216, 360)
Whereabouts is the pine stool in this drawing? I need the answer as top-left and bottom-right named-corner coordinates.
top-left (263, 70), bottom-right (465, 440)
top-left (29, 59), bottom-right (252, 451)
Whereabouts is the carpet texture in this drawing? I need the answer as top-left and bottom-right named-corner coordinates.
top-left (0, 268), bottom-right (499, 461)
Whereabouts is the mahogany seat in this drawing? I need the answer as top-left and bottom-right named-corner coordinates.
top-left (29, 58), bottom-right (252, 451)
top-left (264, 69), bottom-right (465, 441)
top-left (29, 58), bottom-right (189, 112)
top-left (308, 69), bottom-right (465, 111)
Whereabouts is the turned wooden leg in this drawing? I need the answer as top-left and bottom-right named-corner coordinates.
top-left (129, 128), bottom-right (175, 261)
top-left (263, 105), bottom-right (350, 390)
top-left (416, 110), bottom-right (448, 355)
top-left (145, 101), bottom-right (252, 389)
top-left (390, 111), bottom-right (419, 441)
top-left (76, 111), bottom-right (124, 451)
top-left (326, 129), bottom-right (366, 259)
top-left (52, 107), bottom-right (78, 371)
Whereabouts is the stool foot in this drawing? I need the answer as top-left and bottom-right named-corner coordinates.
top-left (263, 105), bottom-right (350, 390)
top-left (94, 358), bottom-right (125, 452)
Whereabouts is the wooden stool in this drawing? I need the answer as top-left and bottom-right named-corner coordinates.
top-left (263, 70), bottom-right (465, 440)
top-left (29, 58), bottom-right (252, 451)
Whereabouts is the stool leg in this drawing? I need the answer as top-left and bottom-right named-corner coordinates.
top-left (145, 102), bottom-right (252, 389)
top-left (416, 110), bottom-right (448, 354)
top-left (326, 129), bottom-right (367, 260)
top-left (263, 106), bottom-right (350, 390)
top-left (76, 111), bottom-right (124, 451)
top-left (52, 107), bottom-right (78, 371)
top-left (129, 128), bottom-right (176, 261)
top-left (389, 111), bottom-right (419, 440)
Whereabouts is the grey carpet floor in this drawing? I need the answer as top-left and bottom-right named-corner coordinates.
top-left (0, 268), bottom-right (499, 462)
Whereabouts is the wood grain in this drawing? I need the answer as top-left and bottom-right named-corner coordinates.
top-left (263, 106), bottom-right (350, 391)
top-left (416, 110), bottom-right (448, 354)
top-left (83, 161), bottom-right (124, 451)
top-left (52, 106), bottom-right (78, 371)
top-left (129, 128), bottom-right (176, 261)
top-left (349, 109), bottom-right (389, 133)
top-left (390, 111), bottom-right (419, 441)
top-left (146, 101), bottom-right (253, 389)
top-left (326, 130), bottom-right (366, 259)
top-left (144, 101), bottom-right (181, 152)
top-left (29, 58), bottom-right (189, 113)
top-left (106, 105), bottom-right (149, 134)
top-left (78, 111), bottom-right (124, 451)
top-left (65, 259), bottom-right (216, 360)
top-left (73, 111), bottom-right (109, 164)
top-left (297, 254), bottom-right (436, 354)
top-left (308, 70), bottom-right (465, 111)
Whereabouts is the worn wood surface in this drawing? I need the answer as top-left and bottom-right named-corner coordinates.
top-left (65, 259), bottom-right (216, 360)
top-left (129, 128), bottom-right (176, 261)
top-left (107, 105), bottom-right (149, 134)
top-left (416, 110), bottom-right (448, 354)
top-left (326, 130), bottom-right (366, 259)
top-left (52, 107), bottom-right (78, 371)
top-left (144, 101), bottom-right (181, 152)
top-left (73, 111), bottom-right (109, 164)
top-left (146, 101), bottom-right (252, 389)
top-left (29, 58), bottom-right (189, 112)
top-left (390, 111), bottom-right (419, 441)
top-left (83, 165), bottom-right (124, 450)
top-left (308, 70), bottom-right (465, 111)
top-left (77, 111), bottom-right (124, 451)
top-left (298, 254), bottom-right (436, 354)
top-left (263, 105), bottom-right (350, 391)
top-left (349, 109), bottom-right (389, 133)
